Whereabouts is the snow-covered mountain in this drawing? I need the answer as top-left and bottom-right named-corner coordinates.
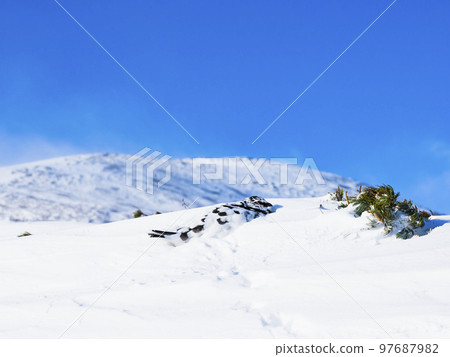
top-left (1, 196), bottom-right (448, 338)
top-left (0, 153), bottom-right (361, 222)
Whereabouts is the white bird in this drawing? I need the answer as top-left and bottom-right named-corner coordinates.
top-left (149, 196), bottom-right (275, 244)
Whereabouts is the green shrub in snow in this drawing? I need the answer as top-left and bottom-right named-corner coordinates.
top-left (330, 186), bottom-right (350, 208)
top-left (331, 186), bottom-right (345, 202)
top-left (133, 209), bottom-right (162, 218)
top-left (133, 209), bottom-right (147, 218)
top-left (349, 185), bottom-right (429, 239)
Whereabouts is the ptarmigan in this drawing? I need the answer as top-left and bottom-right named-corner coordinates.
top-left (148, 196), bottom-right (275, 245)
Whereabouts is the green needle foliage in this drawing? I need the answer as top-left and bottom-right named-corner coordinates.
top-left (133, 209), bottom-right (161, 218)
top-left (330, 186), bottom-right (350, 208)
top-left (331, 186), bottom-right (344, 202)
top-left (349, 185), bottom-right (429, 239)
top-left (353, 185), bottom-right (399, 227)
top-left (133, 209), bottom-right (147, 218)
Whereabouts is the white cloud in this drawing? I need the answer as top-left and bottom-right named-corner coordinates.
top-left (0, 132), bottom-right (85, 166)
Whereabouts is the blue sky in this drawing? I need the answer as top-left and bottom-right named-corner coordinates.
top-left (0, 0), bottom-right (449, 212)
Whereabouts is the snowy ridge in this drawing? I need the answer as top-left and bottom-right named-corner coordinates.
top-left (0, 153), bottom-right (361, 222)
top-left (0, 196), bottom-right (448, 338)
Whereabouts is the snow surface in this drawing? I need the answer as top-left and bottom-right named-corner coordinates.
top-left (0, 153), bottom-right (360, 222)
top-left (1, 196), bottom-right (449, 338)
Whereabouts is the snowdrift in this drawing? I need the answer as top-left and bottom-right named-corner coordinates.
top-left (0, 196), bottom-right (449, 338)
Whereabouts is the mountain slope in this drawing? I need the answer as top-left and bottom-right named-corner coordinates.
top-left (0, 153), bottom-right (361, 222)
top-left (0, 196), bottom-right (448, 338)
